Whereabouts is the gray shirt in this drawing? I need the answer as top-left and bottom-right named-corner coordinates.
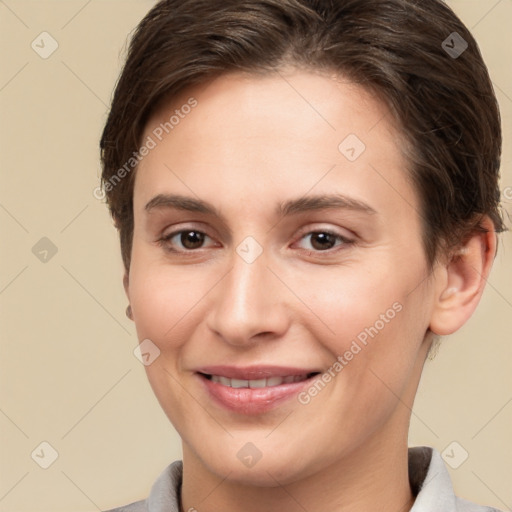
top-left (104, 446), bottom-right (502, 512)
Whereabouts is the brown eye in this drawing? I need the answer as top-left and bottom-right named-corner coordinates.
top-left (160, 229), bottom-right (215, 252)
top-left (296, 230), bottom-right (353, 253)
top-left (179, 231), bottom-right (205, 249)
top-left (309, 232), bottom-right (338, 250)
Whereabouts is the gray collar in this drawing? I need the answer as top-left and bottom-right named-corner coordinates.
top-left (112, 446), bottom-right (500, 512)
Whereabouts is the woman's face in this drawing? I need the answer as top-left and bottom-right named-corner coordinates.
top-left (126, 70), bottom-right (438, 484)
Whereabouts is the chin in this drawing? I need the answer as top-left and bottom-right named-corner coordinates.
top-left (193, 440), bottom-right (317, 487)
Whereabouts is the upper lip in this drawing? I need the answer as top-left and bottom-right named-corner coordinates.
top-left (195, 365), bottom-right (320, 380)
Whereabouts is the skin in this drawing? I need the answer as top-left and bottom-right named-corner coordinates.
top-left (124, 69), bottom-right (496, 512)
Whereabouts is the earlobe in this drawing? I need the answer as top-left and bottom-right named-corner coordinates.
top-left (123, 272), bottom-right (134, 321)
top-left (429, 217), bottom-right (497, 336)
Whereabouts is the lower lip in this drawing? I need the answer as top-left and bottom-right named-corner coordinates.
top-left (197, 373), bottom-right (315, 415)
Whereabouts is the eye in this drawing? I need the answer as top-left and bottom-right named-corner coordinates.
top-left (158, 229), bottom-right (217, 252)
top-left (295, 230), bottom-right (353, 253)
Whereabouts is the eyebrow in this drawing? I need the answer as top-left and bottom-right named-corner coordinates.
top-left (144, 193), bottom-right (377, 218)
top-left (145, 194), bottom-right (217, 215)
top-left (277, 194), bottom-right (376, 216)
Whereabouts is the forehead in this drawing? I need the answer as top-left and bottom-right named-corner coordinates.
top-left (145, 69), bottom-right (396, 152)
top-left (134, 70), bottom-right (415, 222)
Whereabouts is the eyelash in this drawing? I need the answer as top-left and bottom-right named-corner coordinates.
top-left (157, 227), bottom-right (354, 256)
top-left (297, 230), bottom-right (354, 255)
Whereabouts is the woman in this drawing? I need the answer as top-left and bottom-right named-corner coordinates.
top-left (99, 0), bottom-right (505, 510)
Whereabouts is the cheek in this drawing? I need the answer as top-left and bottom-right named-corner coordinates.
top-left (127, 258), bottom-right (211, 426)
top-left (291, 265), bottom-right (430, 438)
top-left (295, 259), bottom-right (424, 334)
top-left (130, 265), bottom-right (208, 345)
top-left (294, 255), bottom-right (431, 383)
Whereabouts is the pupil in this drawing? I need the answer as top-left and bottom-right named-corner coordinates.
top-left (181, 231), bottom-right (204, 249)
top-left (311, 232), bottom-right (335, 250)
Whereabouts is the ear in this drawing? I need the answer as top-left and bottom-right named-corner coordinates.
top-left (429, 217), bottom-right (497, 336)
top-left (123, 271), bottom-right (130, 301)
top-left (123, 271), bottom-right (134, 321)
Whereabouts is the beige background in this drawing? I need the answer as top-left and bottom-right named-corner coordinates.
top-left (0, 1), bottom-right (510, 511)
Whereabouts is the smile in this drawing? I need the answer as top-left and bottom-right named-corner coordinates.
top-left (195, 367), bottom-right (321, 415)
top-left (204, 373), bottom-right (315, 388)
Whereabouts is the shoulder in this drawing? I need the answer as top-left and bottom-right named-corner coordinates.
top-left (456, 497), bottom-right (503, 512)
top-left (102, 460), bottom-right (183, 512)
top-left (103, 501), bottom-right (146, 512)
top-left (409, 446), bottom-right (504, 512)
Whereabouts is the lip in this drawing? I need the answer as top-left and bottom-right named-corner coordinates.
top-left (195, 365), bottom-right (321, 415)
top-left (196, 365), bottom-right (319, 380)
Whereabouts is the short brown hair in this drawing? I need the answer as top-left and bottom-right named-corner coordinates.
top-left (100, 0), bottom-right (505, 272)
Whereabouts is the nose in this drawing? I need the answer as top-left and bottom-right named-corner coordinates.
top-left (205, 249), bottom-right (291, 347)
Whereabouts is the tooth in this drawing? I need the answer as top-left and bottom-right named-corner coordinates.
top-left (212, 375), bottom-right (308, 388)
top-left (249, 378), bottom-right (267, 388)
top-left (266, 376), bottom-right (283, 387)
top-left (219, 376), bottom-right (231, 386)
top-left (231, 378), bottom-right (249, 388)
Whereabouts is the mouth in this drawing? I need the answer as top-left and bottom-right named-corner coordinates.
top-left (195, 366), bottom-right (322, 415)
top-left (200, 372), bottom-right (319, 388)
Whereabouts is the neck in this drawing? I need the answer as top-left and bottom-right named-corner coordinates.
top-left (180, 425), bottom-right (415, 512)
